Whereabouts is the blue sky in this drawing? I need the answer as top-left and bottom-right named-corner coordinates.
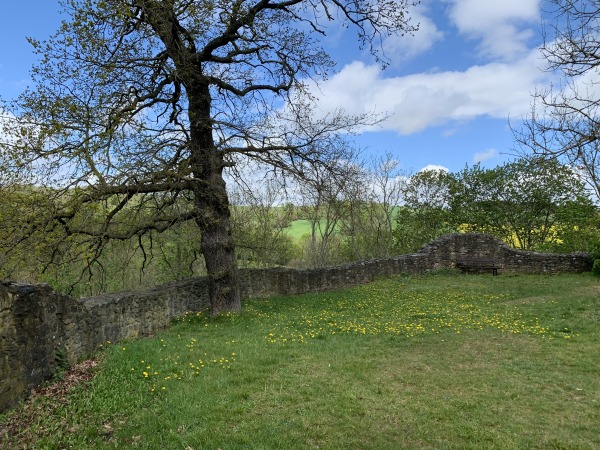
top-left (0, 0), bottom-right (554, 174)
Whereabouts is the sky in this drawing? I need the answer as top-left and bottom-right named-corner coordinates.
top-left (0, 0), bottom-right (556, 174)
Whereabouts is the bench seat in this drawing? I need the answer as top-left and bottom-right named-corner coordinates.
top-left (455, 257), bottom-right (501, 276)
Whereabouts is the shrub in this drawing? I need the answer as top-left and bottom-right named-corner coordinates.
top-left (592, 259), bottom-right (600, 278)
top-left (590, 241), bottom-right (600, 261)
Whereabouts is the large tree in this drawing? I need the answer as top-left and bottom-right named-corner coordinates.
top-left (393, 168), bottom-right (456, 254)
top-left (0, 0), bottom-right (416, 314)
top-left (515, 0), bottom-right (600, 199)
top-left (450, 159), bottom-right (596, 251)
top-left (337, 154), bottom-right (405, 260)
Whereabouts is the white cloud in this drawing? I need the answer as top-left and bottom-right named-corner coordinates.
top-left (473, 148), bottom-right (499, 163)
top-left (0, 109), bottom-right (16, 146)
top-left (446, 0), bottom-right (541, 60)
top-left (419, 164), bottom-right (449, 173)
top-left (0, 110), bottom-right (27, 183)
top-left (383, 5), bottom-right (444, 62)
top-left (309, 49), bottom-right (551, 135)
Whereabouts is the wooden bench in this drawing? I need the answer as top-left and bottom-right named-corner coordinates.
top-left (455, 257), bottom-right (501, 276)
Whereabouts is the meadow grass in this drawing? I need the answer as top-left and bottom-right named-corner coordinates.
top-left (284, 219), bottom-right (314, 241)
top-left (1, 273), bottom-right (599, 449)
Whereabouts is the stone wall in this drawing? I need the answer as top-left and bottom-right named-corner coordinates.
top-left (0, 233), bottom-right (591, 412)
top-left (0, 278), bottom-right (211, 413)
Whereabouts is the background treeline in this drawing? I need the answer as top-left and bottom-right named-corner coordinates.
top-left (1, 156), bottom-right (598, 297)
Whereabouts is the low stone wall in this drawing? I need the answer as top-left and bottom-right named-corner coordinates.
top-left (0, 278), bottom-right (211, 413)
top-left (0, 233), bottom-right (591, 412)
top-left (418, 233), bottom-right (592, 274)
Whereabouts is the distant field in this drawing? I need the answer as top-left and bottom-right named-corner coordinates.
top-left (284, 219), bottom-right (314, 241)
top-left (285, 207), bottom-right (400, 242)
top-left (2, 273), bottom-right (599, 449)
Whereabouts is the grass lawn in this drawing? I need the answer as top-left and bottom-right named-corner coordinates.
top-left (284, 219), bottom-right (314, 241)
top-left (2, 273), bottom-right (599, 449)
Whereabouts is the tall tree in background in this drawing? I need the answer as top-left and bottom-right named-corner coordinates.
top-left (333, 154), bottom-right (404, 261)
top-left (298, 156), bottom-right (361, 268)
top-left (230, 174), bottom-right (295, 268)
top-left (451, 159), bottom-right (596, 251)
top-left (516, 0), bottom-right (600, 199)
top-left (393, 168), bottom-right (455, 254)
top-left (0, 0), bottom-right (416, 314)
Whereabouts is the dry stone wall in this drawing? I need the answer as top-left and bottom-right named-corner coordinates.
top-left (0, 233), bottom-right (591, 412)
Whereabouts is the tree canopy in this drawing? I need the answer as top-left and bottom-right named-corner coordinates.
top-left (450, 159), bottom-right (596, 251)
top-left (516, 0), bottom-right (600, 199)
top-left (392, 159), bottom-right (598, 253)
top-left (0, 0), bottom-right (417, 314)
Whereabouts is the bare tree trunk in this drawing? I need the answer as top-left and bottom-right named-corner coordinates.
top-left (197, 207), bottom-right (240, 315)
top-left (189, 81), bottom-right (240, 314)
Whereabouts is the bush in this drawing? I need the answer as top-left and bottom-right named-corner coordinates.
top-left (590, 241), bottom-right (600, 261)
top-left (592, 259), bottom-right (600, 278)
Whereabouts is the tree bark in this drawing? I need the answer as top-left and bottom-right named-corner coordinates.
top-left (188, 80), bottom-right (241, 315)
top-left (136, 0), bottom-right (241, 315)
